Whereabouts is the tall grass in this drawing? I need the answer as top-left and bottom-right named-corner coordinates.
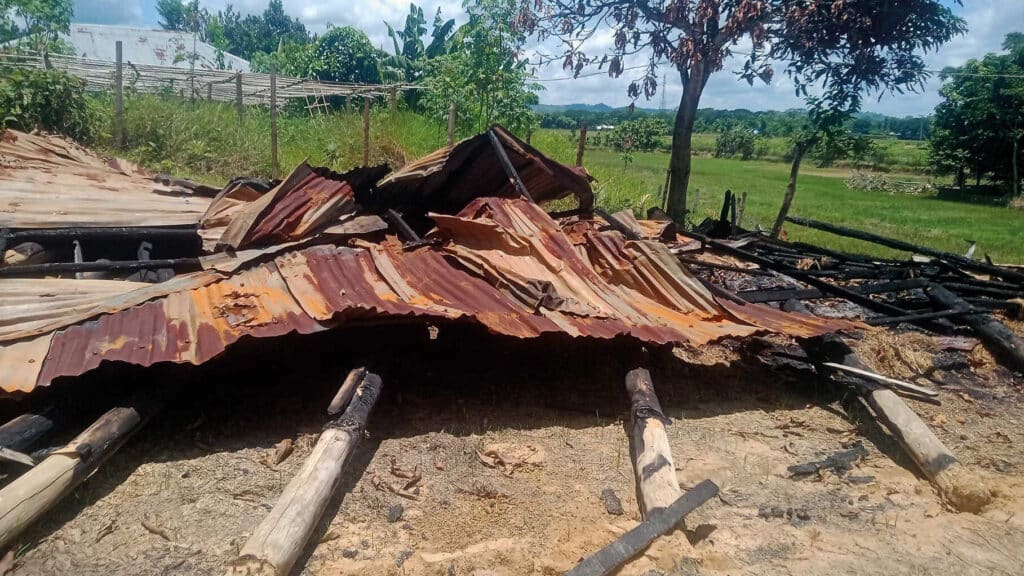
top-left (91, 94), bottom-right (449, 183)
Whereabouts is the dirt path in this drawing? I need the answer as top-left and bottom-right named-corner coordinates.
top-left (9, 326), bottom-right (1024, 576)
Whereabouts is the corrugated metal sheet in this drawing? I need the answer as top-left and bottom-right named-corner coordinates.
top-left (61, 23), bottom-right (250, 71)
top-left (0, 196), bottom-right (859, 394)
top-left (204, 163), bottom-right (389, 250)
top-left (0, 130), bottom-right (210, 228)
top-left (370, 127), bottom-right (594, 215)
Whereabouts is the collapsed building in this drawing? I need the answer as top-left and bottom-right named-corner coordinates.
top-left (0, 127), bottom-right (1012, 575)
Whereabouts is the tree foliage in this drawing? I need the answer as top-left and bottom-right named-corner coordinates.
top-left (929, 33), bottom-right (1024, 194)
top-left (380, 4), bottom-right (457, 84)
top-left (0, 0), bottom-right (73, 53)
top-left (306, 27), bottom-right (381, 84)
top-left (0, 67), bottom-right (97, 142)
top-left (423, 0), bottom-right (541, 136)
top-left (511, 0), bottom-right (966, 220)
top-left (609, 118), bottom-right (668, 153)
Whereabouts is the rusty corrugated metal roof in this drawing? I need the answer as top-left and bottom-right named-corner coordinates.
top-left (0, 196), bottom-right (858, 394)
top-left (370, 126), bottom-right (594, 215)
top-left (0, 130), bottom-right (210, 228)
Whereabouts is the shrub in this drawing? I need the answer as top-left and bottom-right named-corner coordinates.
top-left (714, 128), bottom-right (755, 160)
top-left (608, 118), bottom-right (667, 153)
top-left (0, 67), bottom-right (98, 142)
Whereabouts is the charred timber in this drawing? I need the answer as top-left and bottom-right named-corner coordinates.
top-left (624, 368), bottom-right (681, 519)
top-left (0, 405), bottom-right (58, 453)
top-left (0, 258), bottom-right (201, 277)
top-left (785, 216), bottom-right (1024, 283)
top-left (5, 227), bottom-right (201, 244)
top-left (928, 284), bottom-right (1024, 371)
top-left (487, 129), bottom-right (534, 203)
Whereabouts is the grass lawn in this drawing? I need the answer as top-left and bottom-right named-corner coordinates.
top-left (530, 135), bottom-right (1024, 263)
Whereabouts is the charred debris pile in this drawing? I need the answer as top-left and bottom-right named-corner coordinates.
top-left (0, 127), bottom-right (1020, 574)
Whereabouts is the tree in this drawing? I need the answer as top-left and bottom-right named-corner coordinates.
top-left (513, 0), bottom-right (965, 221)
top-left (380, 4), bottom-right (457, 84)
top-left (423, 0), bottom-right (541, 136)
top-left (158, 1), bottom-right (311, 62)
top-left (0, 0), bottom-right (72, 53)
top-left (307, 26), bottom-right (381, 83)
top-left (930, 33), bottom-right (1024, 197)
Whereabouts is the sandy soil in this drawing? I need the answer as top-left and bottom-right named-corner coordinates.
top-left (6, 324), bottom-right (1024, 576)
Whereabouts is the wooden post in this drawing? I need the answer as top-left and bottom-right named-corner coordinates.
top-left (736, 191), bottom-right (747, 228)
top-left (362, 95), bottom-right (370, 167)
top-left (206, 82), bottom-right (212, 101)
top-left (625, 368), bottom-right (681, 518)
top-left (0, 395), bottom-right (161, 549)
top-left (389, 85), bottom-right (397, 113)
top-left (270, 63), bottom-right (279, 179)
top-left (928, 283), bottom-right (1024, 371)
top-left (235, 72), bottom-right (243, 124)
top-left (447, 102), bottom-right (456, 147)
top-left (809, 335), bottom-right (992, 513)
top-left (0, 406), bottom-right (57, 452)
top-left (227, 372), bottom-right (383, 576)
top-left (114, 40), bottom-right (124, 149)
top-left (576, 121), bottom-right (588, 166)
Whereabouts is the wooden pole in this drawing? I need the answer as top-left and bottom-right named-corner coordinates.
top-left (565, 480), bottom-right (719, 576)
top-left (270, 64), bottom-right (279, 179)
top-left (447, 102), bottom-right (456, 147)
top-left (235, 72), bottom-right (243, 124)
top-left (0, 406), bottom-right (57, 452)
top-left (809, 335), bottom-right (992, 513)
top-left (389, 85), bottom-right (397, 113)
top-left (114, 40), bottom-right (124, 150)
top-left (327, 367), bottom-right (366, 416)
top-left (625, 368), bottom-right (681, 518)
top-left (227, 372), bottom-right (383, 576)
top-left (0, 395), bottom-right (161, 549)
top-left (206, 82), bottom-right (212, 101)
top-left (362, 96), bottom-right (370, 167)
top-left (576, 121), bottom-right (588, 167)
top-left (928, 283), bottom-right (1024, 371)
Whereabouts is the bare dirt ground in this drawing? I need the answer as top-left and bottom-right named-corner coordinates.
top-left (7, 323), bottom-right (1024, 576)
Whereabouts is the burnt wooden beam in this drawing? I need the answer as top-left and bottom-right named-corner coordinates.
top-left (785, 216), bottom-right (1024, 283)
top-left (0, 393), bottom-right (163, 548)
top-left (564, 480), bottom-right (719, 576)
top-left (5, 227), bottom-right (200, 243)
top-left (595, 209), bottom-right (641, 241)
top-left (806, 335), bottom-right (992, 513)
top-left (0, 258), bottom-right (201, 277)
top-left (227, 372), bottom-right (383, 576)
top-left (624, 368), bottom-right (680, 519)
top-left (0, 405), bottom-right (58, 453)
top-left (676, 255), bottom-right (774, 276)
top-left (928, 284), bottom-right (1024, 371)
top-left (487, 129), bottom-right (534, 203)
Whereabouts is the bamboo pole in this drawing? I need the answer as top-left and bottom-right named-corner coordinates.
top-left (362, 96), bottom-right (371, 167)
top-left (447, 102), bottom-right (456, 147)
top-left (235, 72), bottom-right (243, 124)
top-left (227, 373), bottom-right (383, 576)
top-left (270, 64), bottom-right (279, 179)
top-left (114, 41), bottom-right (124, 150)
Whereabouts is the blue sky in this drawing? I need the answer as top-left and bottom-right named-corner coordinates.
top-left (71, 0), bottom-right (1023, 116)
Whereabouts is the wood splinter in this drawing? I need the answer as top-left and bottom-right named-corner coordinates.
top-left (227, 371), bottom-right (383, 576)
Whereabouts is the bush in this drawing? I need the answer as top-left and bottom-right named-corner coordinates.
top-left (714, 128), bottom-right (755, 160)
top-left (608, 118), bottom-right (667, 153)
top-left (0, 67), bottom-right (98, 142)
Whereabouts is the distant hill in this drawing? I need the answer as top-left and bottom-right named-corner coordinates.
top-left (532, 103), bottom-right (617, 113)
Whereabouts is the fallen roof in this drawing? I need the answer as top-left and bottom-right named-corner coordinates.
top-left (0, 130), bottom-right (211, 229)
top-left (0, 127), bottom-right (858, 396)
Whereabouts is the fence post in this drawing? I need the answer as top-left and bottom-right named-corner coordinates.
top-left (575, 121), bottom-right (588, 167)
top-left (235, 72), bottom-right (243, 125)
top-left (447, 102), bottom-right (456, 147)
top-left (389, 86), bottom-right (397, 113)
top-left (206, 82), bottom-right (212, 101)
top-left (270, 63), bottom-right (279, 179)
top-left (114, 41), bottom-right (124, 150)
top-left (363, 95), bottom-right (371, 167)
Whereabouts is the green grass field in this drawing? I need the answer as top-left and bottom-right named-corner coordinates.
top-left (99, 98), bottom-right (1024, 264)
top-left (530, 130), bottom-right (1024, 263)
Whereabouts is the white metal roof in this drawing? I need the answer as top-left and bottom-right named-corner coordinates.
top-left (62, 23), bottom-right (250, 72)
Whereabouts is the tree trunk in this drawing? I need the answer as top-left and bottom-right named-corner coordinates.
top-left (1013, 135), bottom-right (1019, 197)
top-left (665, 63), bottom-right (710, 223)
top-left (771, 140), bottom-right (811, 238)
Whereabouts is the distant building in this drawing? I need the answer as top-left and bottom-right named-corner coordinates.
top-left (594, 125), bottom-right (616, 131)
top-left (61, 23), bottom-right (249, 71)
